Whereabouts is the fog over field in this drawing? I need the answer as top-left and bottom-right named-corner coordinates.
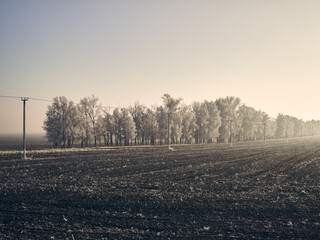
top-left (0, 134), bottom-right (48, 151)
top-left (0, 134), bottom-right (46, 144)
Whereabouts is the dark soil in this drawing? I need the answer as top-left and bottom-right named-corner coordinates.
top-left (1, 138), bottom-right (320, 239)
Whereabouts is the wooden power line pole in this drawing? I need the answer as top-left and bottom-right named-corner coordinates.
top-left (229, 119), bottom-right (233, 147)
top-left (21, 97), bottom-right (28, 160)
top-left (167, 112), bottom-right (171, 149)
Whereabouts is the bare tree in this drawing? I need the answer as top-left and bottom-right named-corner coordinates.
top-left (129, 102), bottom-right (146, 145)
top-left (104, 111), bottom-right (115, 146)
top-left (122, 109), bottom-right (136, 145)
top-left (113, 108), bottom-right (122, 146)
top-left (215, 96), bottom-right (241, 143)
top-left (204, 101), bottom-right (221, 143)
top-left (155, 106), bottom-right (168, 145)
top-left (162, 94), bottom-right (182, 148)
top-left (79, 95), bottom-right (101, 147)
top-left (180, 105), bottom-right (196, 144)
top-left (193, 102), bottom-right (208, 144)
top-left (43, 96), bottom-right (77, 148)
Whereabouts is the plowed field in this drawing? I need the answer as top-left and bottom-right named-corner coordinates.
top-left (1, 138), bottom-right (320, 239)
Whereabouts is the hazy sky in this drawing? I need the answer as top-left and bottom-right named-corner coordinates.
top-left (1, 0), bottom-right (320, 134)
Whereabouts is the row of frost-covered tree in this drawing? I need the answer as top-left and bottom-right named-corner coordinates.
top-left (43, 94), bottom-right (320, 148)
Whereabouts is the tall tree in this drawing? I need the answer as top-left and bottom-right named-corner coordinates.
top-left (122, 109), bottom-right (136, 145)
top-left (65, 101), bottom-right (79, 147)
top-left (79, 95), bottom-right (101, 147)
top-left (276, 114), bottom-right (295, 139)
top-left (78, 98), bottom-right (91, 147)
top-left (237, 105), bottom-right (257, 141)
top-left (215, 96), bottom-right (241, 143)
top-left (43, 96), bottom-right (77, 148)
top-left (180, 105), bottom-right (196, 144)
top-left (113, 108), bottom-right (123, 146)
top-left (76, 104), bottom-right (87, 148)
top-left (155, 106), bottom-right (168, 145)
top-left (162, 94), bottom-right (182, 146)
top-left (192, 102), bottom-right (208, 144)
top-left (143, 108), bottom-right (158, 145)
top-left (129, 102), bottom-right (146, 145)
top-left (104, 111), bottom-right (115, 146)
top-left (261, 112), bottom-right (270, 141)
top-left (265, 118), bottom-right (277, 139)
top-left (171, 109), bottom-right (183, 144)
top-left (204, 101), bottom-right (221, 143)
top-left (94, 115), bottom-right (106, 146)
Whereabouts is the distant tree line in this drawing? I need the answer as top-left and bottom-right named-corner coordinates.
top-left (43, 94), bottom-right (320, 148)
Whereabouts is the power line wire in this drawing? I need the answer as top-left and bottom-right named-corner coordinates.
top-left (0, 95), bottom-right (52, 102)
top-left (29, 97), bottom-right (52, 102)
top-left (0, 95), bottom-right (22, 99)
top-left (0, 95), bottom-right (133, 109)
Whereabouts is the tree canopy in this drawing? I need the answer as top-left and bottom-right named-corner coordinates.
top-left (43, 94), bottom-right (320, 148)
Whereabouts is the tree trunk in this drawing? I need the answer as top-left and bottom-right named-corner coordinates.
top-left (103, 135), bottom-right (107, 146)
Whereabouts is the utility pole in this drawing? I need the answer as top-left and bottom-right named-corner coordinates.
top-left (167, 112), bottom-right (171, 149)
top-left (21, 97), bottom-right (28, 160)
top-left (229, 119), bottom-right (233, 147)
top-left (0, 95), bottom-right (51, 157)
top-left (263, 122), bottom-right (266, 142)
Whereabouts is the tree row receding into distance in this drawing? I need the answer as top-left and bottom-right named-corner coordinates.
top-left (43, 94), bottom-right (320, 148)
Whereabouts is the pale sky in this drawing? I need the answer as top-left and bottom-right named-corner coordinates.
top-left (1, 0), bottom-right (320, 134)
